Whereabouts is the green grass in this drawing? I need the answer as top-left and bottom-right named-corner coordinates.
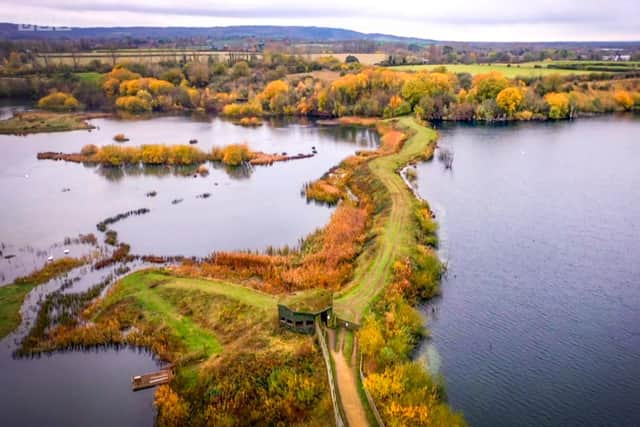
top-left (0, 111), bottom-right (102, 134)
top-left (75, 72), bottom-right (104, 84)
top-left (0, 257), bottom-right (86, 339)
top-left (334, 117), bottom-right (437, 322)
top-left (389, 62), bottom-right (594, 77)
top-left (160, 275), bottom-right (276, 310)
top-left (99, 270), bottom-right (278, 357)
top-left (0, 282), bottom-right (36, 339)
top-left (343, 329), bottom-right (354, 365)
top-left (110, 272), bottom-right (222, 356)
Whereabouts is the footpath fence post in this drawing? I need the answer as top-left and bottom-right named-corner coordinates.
top-left (316, 321), bottom-right (345, 427)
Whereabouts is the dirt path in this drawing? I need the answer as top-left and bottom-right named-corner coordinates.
top-left (331, 328), bottom-right (368, 427)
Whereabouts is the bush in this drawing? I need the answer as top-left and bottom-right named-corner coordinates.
top-left (80, 144), bottom-right (99, 156)
top-left (220, 144), bottom-right (252, 166)
top-left (222, 102), bottom-right (263, 118)
top-left (544, 92), bottom-right (571, 119)
top-left (115, 92), bottom-right (152, 113)
top-left (113, 133), bottom-right (129, 142)
top-left (37, 92), bottom-right (80, 112)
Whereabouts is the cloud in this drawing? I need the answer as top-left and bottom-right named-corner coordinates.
top-left (1, 0), bottom-right (638, 41)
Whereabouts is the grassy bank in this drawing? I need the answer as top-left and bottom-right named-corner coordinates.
top-left (29, 269), bottom-right (333, 425)
top-left (0, 257), bottom-right (86, 339)
top-left (0, 111), bottom-right (108, 134)
top-left (334, 117), bottom-right (438, 322)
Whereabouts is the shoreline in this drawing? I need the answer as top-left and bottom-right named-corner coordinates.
top-left (4, 115), bottom-right (462, 426)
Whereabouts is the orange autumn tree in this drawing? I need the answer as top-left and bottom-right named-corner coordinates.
top-left (613, 90), bottom-right (634, 110)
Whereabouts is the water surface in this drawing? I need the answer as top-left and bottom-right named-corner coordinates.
top-left (0, 112), bottom-right (377, 426)
top-left (0, 113), bottom-right (377, 263)
top-left (416, 116), bottom-right (640, 426)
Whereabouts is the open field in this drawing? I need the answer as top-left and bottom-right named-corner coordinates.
top-left (34, 49), bottom-right (386, 67)
top-left (286, 69), bottom-right (341, 82)
top-left (306, 53), bottom-right (387, 65)
top-left (35, 50), bottom-right (260, 66)
top-left (389, 62), bottom-right (596, 77)
top-left (334, 117), bottom-right (438, 322)
top-left (75, 72), bottom-right (104, 83)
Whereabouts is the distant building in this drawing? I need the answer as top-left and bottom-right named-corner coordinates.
top-left (602, 54), bottom-right (631, 61)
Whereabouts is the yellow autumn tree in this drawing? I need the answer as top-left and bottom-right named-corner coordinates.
top-left (37, 92), bottom-right (80, 111)
top-left (401, 72), bottom-right (456, 106)
top-left (358, 316), bottom-right (385, 356)
top-left (496, 87), bottom-right (524, 117)
top-left (221, 143), bottom-right (252, 166)
top-left (102, 66), bottom-right (141, 97)
top-left (544, 92), bottom-right (571, 119)
top-left (154, 385), bottom-right (189, 427)
top-left (258, 80), bottom-right (290, 113)
top-left (472, 71), bottom-right (509, 101)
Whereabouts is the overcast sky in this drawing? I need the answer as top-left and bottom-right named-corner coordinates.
top-left (1, 0), bottom-right (638, 42)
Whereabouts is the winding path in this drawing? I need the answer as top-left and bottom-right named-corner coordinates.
top-left (334, 117), bottom-right (437, 323)
top-left (330, 118), bottom-right (438, 426)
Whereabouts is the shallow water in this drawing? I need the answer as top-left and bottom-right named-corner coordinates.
top-left (415, 116), bottom-right (640, 427)
top-left (0, 112), bottom-right (377, 269)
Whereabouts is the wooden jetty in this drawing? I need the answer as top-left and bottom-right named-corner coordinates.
top-left (131, 367), bottom-right (173, 391)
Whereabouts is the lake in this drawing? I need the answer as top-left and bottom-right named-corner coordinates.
top-left (415, 116), bottom-right (640, 427)
top-left (0, 110), bottom-right (377, 426)
top-left (0, 111), bottom-right (377, 281)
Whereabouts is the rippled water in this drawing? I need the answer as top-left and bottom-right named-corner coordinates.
top-left (415, 116), bottom-right (640, 426)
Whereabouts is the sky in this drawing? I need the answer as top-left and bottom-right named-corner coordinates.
top-left (1, 0), bottom-right (639, 42)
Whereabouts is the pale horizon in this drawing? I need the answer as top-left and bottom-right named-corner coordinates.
top-left (1, 0), bottom-right (639, 42)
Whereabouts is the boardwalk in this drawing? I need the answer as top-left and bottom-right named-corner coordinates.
top-left (131, 368), bottom-right (173, 391)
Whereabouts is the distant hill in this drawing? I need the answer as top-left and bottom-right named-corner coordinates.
top-left (0, 23), bottom-right (435, 44)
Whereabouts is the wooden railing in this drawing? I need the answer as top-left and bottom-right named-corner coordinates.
top-left (359, 354), bottom-right (386, 427)
top-left (316, 322), bottom-right (346, 427)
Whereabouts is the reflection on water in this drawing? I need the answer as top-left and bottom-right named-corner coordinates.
top-left (0, 114), bottom-right (378, 257)
top-left (416, 116), bottom-right (640, 427)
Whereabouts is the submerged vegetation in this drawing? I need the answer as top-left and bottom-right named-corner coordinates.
top-left (0, 257), bottom-right (87, 339)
